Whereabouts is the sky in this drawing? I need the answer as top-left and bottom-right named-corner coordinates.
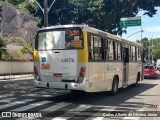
top-left (121, 7), bottom-right (160, 42)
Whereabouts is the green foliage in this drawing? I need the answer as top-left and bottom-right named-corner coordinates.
top-left (3, 0), bottom-right (160, 34)
top-left (2, 0), bottom-right (160, 35)
top-left (152, 38), bottom-right (160, 62)
top-left (7, 0), bottom-right (25, 5)
top-left (0, 3), bottom-right (2, 25)
top-left (20, 44), bottom-right (33, 56)
top-left (136, 38), bottom-right (149, 63)
top-left (0, 37), bottom-right (6, 59)
top-left (136, 37), bottom-right (160, 63)
top-left (1, 51), bottom-right (10, 61)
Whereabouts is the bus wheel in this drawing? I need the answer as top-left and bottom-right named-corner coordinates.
top-left (134, 73), bottom-right (140, 87)
top-left (111, 77), bottom-right (119, 95)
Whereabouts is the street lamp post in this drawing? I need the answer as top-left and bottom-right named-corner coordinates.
top-left (35, 0), bottom-right (56, 27)
top-left (126, 30), bottom-right (144, 39)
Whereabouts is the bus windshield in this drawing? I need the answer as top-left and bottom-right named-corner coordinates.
top-left (36, 27), bottom-right (83, 50)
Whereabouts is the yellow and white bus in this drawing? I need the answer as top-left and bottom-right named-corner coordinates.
top-left (34, 24), bottom-right (143, 94)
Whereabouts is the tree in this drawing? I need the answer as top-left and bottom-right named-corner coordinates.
top-left (0, 37), bottom-right (6, 59)
top-left (19, 20), bottom-right (38, 57)
top-left (136, 37), bottom-right (160, 63)
top-left (2, 20), bottom-right (37, 60)
top-left (136, 37), bottom-right (149, 63)
top-left (152, 38), bottom-right (160, 62)
top-left (2, 0), bottom-right (160, 35)
top-left (0, 2), bottom-right (2, 35)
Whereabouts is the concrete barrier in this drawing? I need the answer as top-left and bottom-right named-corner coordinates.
top-left (0, 61), bottom-right (33, 75)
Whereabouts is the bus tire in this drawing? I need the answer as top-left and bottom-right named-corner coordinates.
top-left (111, 77), bottom-right (119, 95)
top-left (134, 72), bottom-right (140, 87)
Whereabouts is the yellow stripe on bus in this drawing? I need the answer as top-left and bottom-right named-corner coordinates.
top-left (78, 31), bottom-right (88, 62)
top-left (34, 50), bottom-right (39, 62)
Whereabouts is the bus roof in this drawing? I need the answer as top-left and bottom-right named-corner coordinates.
top-left (38, 24), bottom-right (142, 47)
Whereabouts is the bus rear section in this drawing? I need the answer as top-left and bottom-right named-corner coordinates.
top-left (34, 27), bottom-right (87, 91)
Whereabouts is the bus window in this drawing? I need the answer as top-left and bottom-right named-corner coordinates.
top-left (88, 34), bottom-right (94, 59)
top-left (115, 42), bottom-right (118, 60)
top-left (108, 40), bottom-right (114, 60)
top-left (118, 43), bottom-right (122, 60)
top-left (133, 46), bottom-right (136, 61)
top-left (129, 46), bottom-right (133, 61)
top-left (88, 34), bottom-right (102, 60)
top-left (105, 39), bottom-right (109, 60)
top-left (138, 48), bottom-right (142, 61)
top-left (94, 36), bottom-right (102, 60)
top-left (135, 47), bottom-right (137, 61)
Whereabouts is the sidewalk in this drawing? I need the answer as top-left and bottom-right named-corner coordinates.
top-left (0, 74), bottom-right (34, 80)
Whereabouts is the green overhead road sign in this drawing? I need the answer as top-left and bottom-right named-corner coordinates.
top-left (120, 16), bottom-right (141, 27)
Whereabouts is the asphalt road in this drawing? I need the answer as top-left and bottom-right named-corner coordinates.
top-left (0, 76), bottom-right (160, 120)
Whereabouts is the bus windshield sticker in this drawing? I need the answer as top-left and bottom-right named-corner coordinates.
top-left (71, 40), bottom-right (82, 48)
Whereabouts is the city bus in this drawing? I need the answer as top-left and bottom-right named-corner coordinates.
top-left (34, 24), bottom-right (144, 94)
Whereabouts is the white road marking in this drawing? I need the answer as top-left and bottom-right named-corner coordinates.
top-left (0, 99), bottom-right (34, 110)
top-left (0, 97), bottom-right (17, 103)
top-left (86, 108), bottom-right (115, 120)
top-left (52, 104), bottom-right (93, 120)
top-left (17, 102), bottom-right (72, 120)
top-left (11, 100), bottom-right (52, 111)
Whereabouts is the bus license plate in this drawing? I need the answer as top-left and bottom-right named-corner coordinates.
top-left (54, 73), bottom-right (62, 77)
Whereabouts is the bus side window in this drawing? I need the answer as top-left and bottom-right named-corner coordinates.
top-left (108, 40), bottom-right (114, 60)
top-left (101, 38), bottom-right (105, 60)
top-left (135, 47), bottom-right (137, 61)
top-left (104, 39), bottom-right (108, 60)
top-left (88, 34), bottom-right (94, 60)
top-left (118, 43), bottom-right (122, 60)
top-left (94, 36), bottom-right (102, 60)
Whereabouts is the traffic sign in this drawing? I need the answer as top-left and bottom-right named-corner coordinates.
top-left (120, 16), bottom-right (141, 27)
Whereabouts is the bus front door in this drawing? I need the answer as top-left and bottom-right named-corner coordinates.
top-left (122, 48), bottom-right (129, 86)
